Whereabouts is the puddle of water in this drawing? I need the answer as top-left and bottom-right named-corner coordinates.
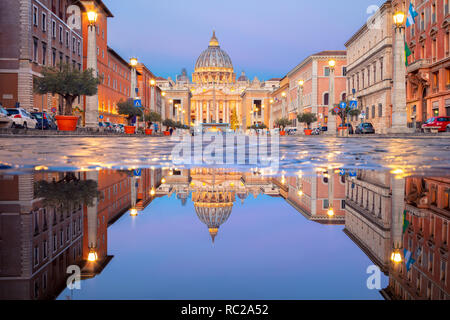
top-left (0, 166), bottom-right (448, 300)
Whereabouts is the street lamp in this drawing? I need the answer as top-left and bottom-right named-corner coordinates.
top-left (390, 10), bottom-right (409, 133)
top-left (87, 11), bottom-right (98, 26)
top-left (393, 11), bottom-right (405, 27)
top-left (326, 59), bottom-right (336, 135)
top-left (129, 57), bottom-right (138, 68)
top-left (297, 79), bottom-right (304, 130)
top-left (130, 58), bottom-right (142, 132)
top-left (129, 208), bottom-right (138, 216)
top-left (327, 206), bottom-right (334, 217)
top-left (85, 10), bottom-right (99, 128)
top-left (281, 92), bottom-right (287, 118)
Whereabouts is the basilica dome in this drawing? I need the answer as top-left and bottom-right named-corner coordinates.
top-left (192, 190), bottom-right (235, 243)
top-left (193, 31), bottom-right (235, 84)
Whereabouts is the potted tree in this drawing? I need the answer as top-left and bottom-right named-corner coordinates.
top-left (34, 63), bottom-right (101, 131)
top-left (144, 111), bottom-right (162, 135)
top-left (331, 101), bottom-right (361, 137)
top-left (117, 99), bottom-right (142, 134)
top-left (162, 119), bottom-right (175, 136)
top-left (297, 112), bottom-right (318, 135)
top-left (275, 118), bottom-right (291, 136)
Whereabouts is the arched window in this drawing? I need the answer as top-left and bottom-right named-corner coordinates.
top-left (341, 93), bottom-right (347, 101)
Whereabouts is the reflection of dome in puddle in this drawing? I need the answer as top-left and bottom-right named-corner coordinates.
top-left (192, 190), bottom-right (235, 243)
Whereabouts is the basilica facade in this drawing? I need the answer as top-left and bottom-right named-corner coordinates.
top-left (156, 32), bottom-right (281, 129)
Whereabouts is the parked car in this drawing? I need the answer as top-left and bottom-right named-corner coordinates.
top-left (338, 123), bottom-right (354, 134)
top-left (117, 124), bottom-right (125, 133)
top-left (421, 116), bottom-right (450, 132)
top-left (355, 122), bottom-right (375, 134)
top-left (6, 108), bottom-right (38, 129)
top-left (286, 127), bottom-right (298, 135)
top-left (104, 121), bottom-right (114, 132)
top-left (31, 112), bottom-right (57, 130)
top-left (0, 106), bottom-right (13, 128)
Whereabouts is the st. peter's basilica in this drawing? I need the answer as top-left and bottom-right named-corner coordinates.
top-left (156, 32), bottom-right (281, 129)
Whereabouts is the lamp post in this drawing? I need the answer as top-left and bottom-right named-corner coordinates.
top-left (161, 91), bottom-right (166, 123)
top-left (85, 10), bottom-right (99, 129)
top-left (326, 59), bottom-right (336, 135)
top-left (269, 99), bottom-right (274, 129)
top-left (281, 92), bottom-right (286, 118)
top-left (150, 79), bottom-right (156, 112)
top-left (297, 79), bottom-right (304, 130)
top-left (129, 58), bottom-right (142, 132)
top-left (390, 11), bottom-right (410, 133)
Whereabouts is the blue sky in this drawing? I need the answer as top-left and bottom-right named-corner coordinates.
top-left (58, 194), bottom-right (387, 299)
top-left (105, 0), bottom-right (386, 81)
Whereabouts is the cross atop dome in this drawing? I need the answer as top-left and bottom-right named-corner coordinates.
top-left (209, 30), bottom-right (219, 47)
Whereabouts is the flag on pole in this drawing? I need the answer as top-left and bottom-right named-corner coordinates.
top-left (406, 3), bottom-right (419, 27)
top-left (405, 42), bottom-right (412, 67)
top-left (402, 210), bottom-right (410, 233)
top-left (404, 249), bottom-right (416, 272)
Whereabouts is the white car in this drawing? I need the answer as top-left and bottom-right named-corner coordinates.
top-left (7, 108), bottom-right (38, 129)
top-left (0, 106), bottom-right (13, 128)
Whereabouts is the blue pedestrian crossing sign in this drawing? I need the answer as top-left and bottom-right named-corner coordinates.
top-left (133, 169), bottom-right (141, 177)
top-left (349, 99), bottom-right (358, 109)
top-left (339, 102), bottom-right (347, 109)
top-left (339, 169), bottom-right (346, 176)
top-left (349, 170), bottom-right (357, 177)
top-left (99, 115), bottom-right (104, 119)
top-left (134, 98), bottom-right (142, 107)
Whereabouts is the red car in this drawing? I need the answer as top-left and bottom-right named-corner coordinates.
top-left (422, 116), bottom-right (450, 132)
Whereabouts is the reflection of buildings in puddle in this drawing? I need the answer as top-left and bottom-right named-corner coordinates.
top-left (0, 172), bottom-right (85, 299)
top-left (382, 177), bottom-right (450, 300)
top-left (342, 171), bottom-right (450, 300)
top-left (0, 169), bottom-right (138, 299)
top-left (157, 168), bottom-right (280, 242)
top-left (277, 170), bottom-right (346, 225)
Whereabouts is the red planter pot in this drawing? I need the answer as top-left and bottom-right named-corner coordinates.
top-left (145, 129), bottom-right (153, 135)
top-left (279, 131), bottom-right (286, 136)
top-left (124, 126), bottom-right (136, 134)
top-left (55, 115), bottom-right (78, 131)
top-left (163, 131), bottom-right (170, 136)
top-left (304, 129), bottom-right (312, 135)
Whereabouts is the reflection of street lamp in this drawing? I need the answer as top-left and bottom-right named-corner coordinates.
top-left (130, 208), bottom-right (138, 216)
top-left (390, 249), bottom-right (402, 264)
top-left (326, 59), bottom-right (336, 135)
top-left (327, 206), bottom-right (334, 217)
top-left (390, 11), bottom-right (409, 133)
top-left (87, 248), bottom-right (98, 262)
top-left (85, 10), bottom-right (99, 128)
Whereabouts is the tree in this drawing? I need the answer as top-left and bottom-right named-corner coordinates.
top-left (331, 100), bottom-right (361, 125)
top-left (34, 172), bottom-right (101, 211)
top-left (33, 63), bottom-right (101, 115)
top-left (248, 123), bottom-right (267, 130)
top-left (297, 113), bottom-right (318, 129)
top-left (275, 118), bottom-right (292, 131)
top-left (144, 111), bottom-right (162, 128)
top-left (117, 99), bottom-right (142, 125)
top-left (163, 118), bottom-right (176, 130)
top-left (230, 108), bottom-right (239, 131)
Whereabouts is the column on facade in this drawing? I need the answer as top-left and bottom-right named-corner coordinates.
top-left (200, 101), bottom-right (204, 123)
top-left (216, 101), bottom-right (219, 123)
top-left (207, 101), bottom-right (210, 123)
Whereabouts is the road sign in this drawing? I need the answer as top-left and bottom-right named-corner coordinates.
top-left (51, 107), bottom-right (57, 113)
top-left (333, 106), bottom-right (340, 114)
top-left (133, 169), bottom-right (141, 177)
top-left (339, 169), bottom-right (346, 176)
top-left (99, 115), bottom-right (104, 119)
top-left (349, 170), bottom-right (357, 177)
top-left (133, 98), bottom-right (142, 107)
top-left (349, 100), bottom-right (358, 109)
top-left (339, 102), bottom-right (347, 109)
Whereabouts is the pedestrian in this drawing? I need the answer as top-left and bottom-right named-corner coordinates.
top-left (169, 127), bottom-right (173, 136)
